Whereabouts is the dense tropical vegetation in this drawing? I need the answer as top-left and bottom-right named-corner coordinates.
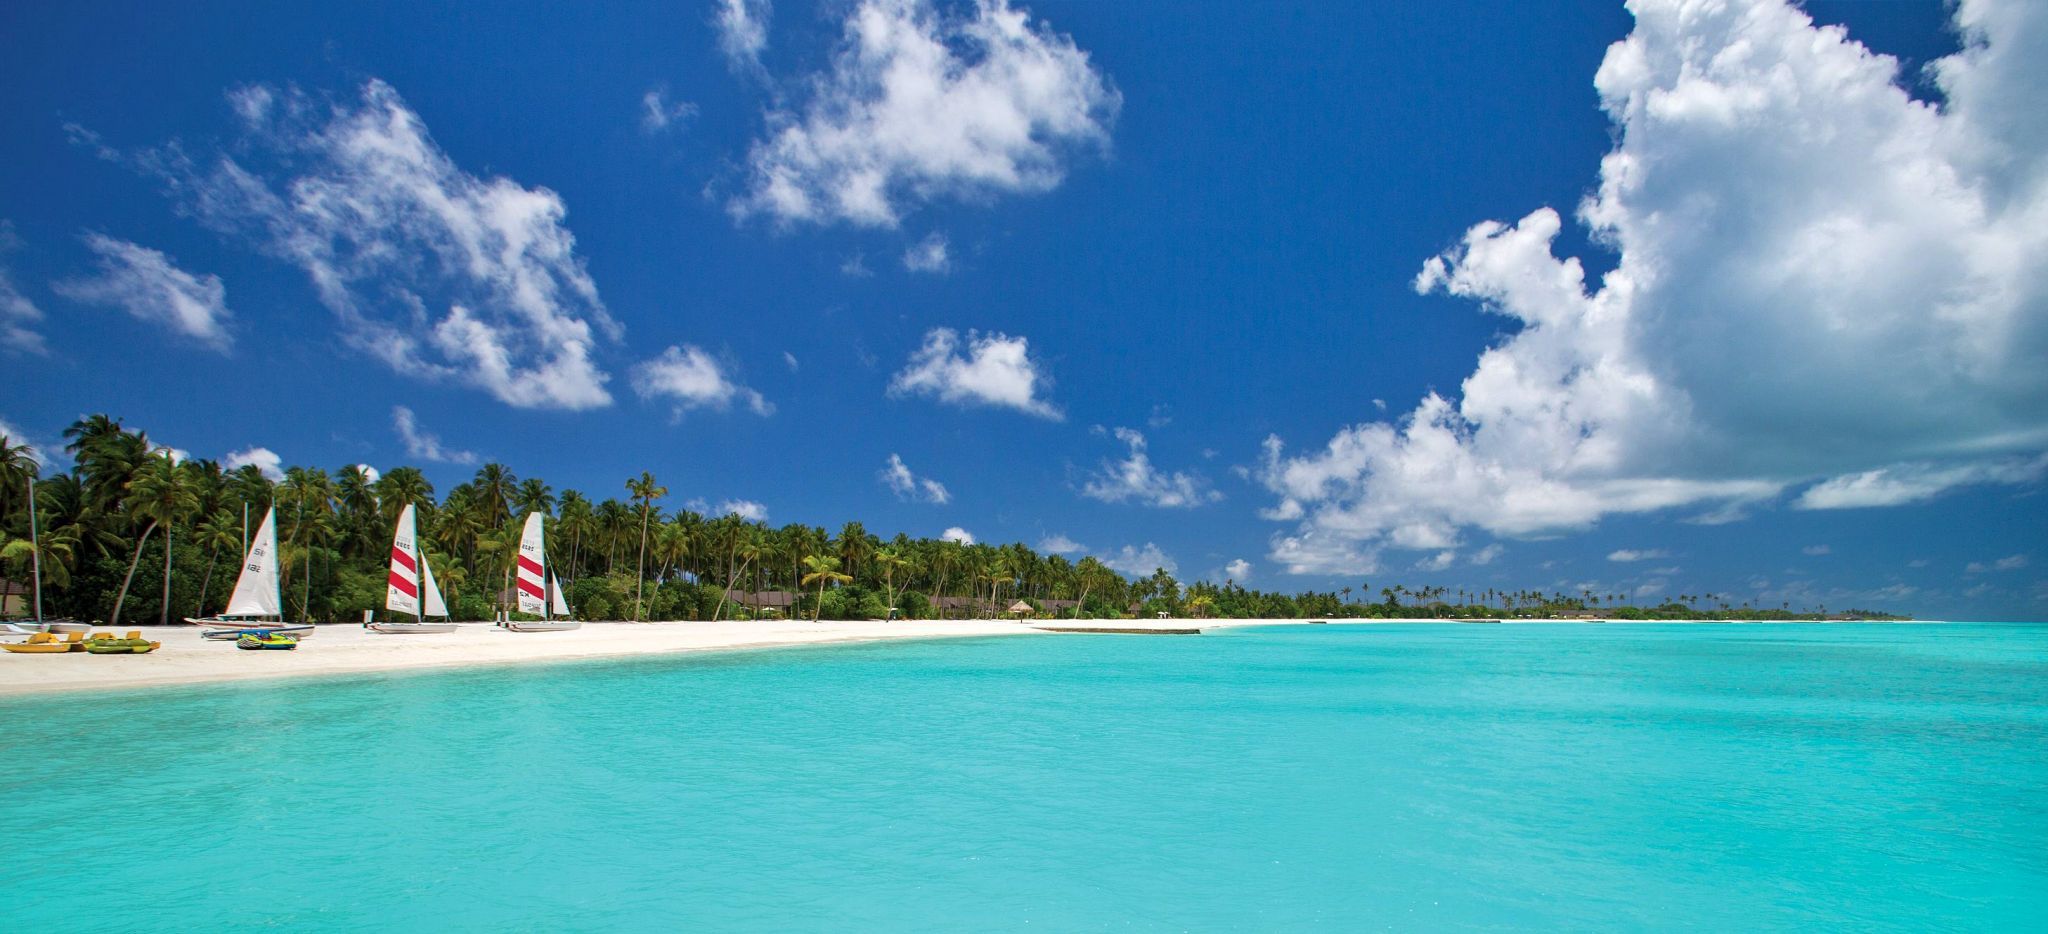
top-left (0, 416), bottom-right (1907, 624)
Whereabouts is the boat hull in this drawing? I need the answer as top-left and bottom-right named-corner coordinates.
top-left (1, 642), bottom-right (72, 654)
top-left (200, 624), bottom-right (315, 641)
top-left (367, 622), bottom-right (457, 634)
top-left (504, 621), bottom-right (582, 632)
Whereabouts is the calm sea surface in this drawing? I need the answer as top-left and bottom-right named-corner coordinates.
top-left (2, 623), bottom-right (2043, 931)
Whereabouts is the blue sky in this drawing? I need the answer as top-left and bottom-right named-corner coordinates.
top-left (3, 0), bottom-right (2043, 619)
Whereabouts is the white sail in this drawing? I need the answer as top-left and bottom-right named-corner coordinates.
top-left (516, 512), bottom-right (547, 615)
top-left (421, 550), bottom-right (449, 618)
top-left (222, 506), bottom-right (283, 618)
top-left (386, 503), bottom-right (423, 617)
top-left (550, 572), bottom-right (570, 617)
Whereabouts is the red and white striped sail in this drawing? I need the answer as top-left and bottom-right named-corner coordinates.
top-left (516, 512), bottom-right (547, 615)
top-left (386, 503), bottom-right (423, 617)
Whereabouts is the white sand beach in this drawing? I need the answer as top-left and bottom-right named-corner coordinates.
top-left (0, 618), bottom-right (1328, 697)
top-left (0, 616), bottom-right (1738, 697)
top-left (0, 620), bottom-right (1051, 697)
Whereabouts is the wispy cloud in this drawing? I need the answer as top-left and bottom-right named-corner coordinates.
top-left (1966, 554), bottom-right (2028, 574)
top-left (880, 453), bottom-right (951, 503)
top-left (1079, 427), bottom-right (1220, 508)
top-left (0, 222), bottom-right (46, 354)
top-left (640, 87), bottom-right (698, 134)
top-left (53, 234), bottom-right (231, 351)
top-left (1608, 549), bottom-right (1669, 563)
top-left (902, 232), bottom-right (951, 274)
top-left (392, 406), bottom-right (478, 465)
top-left (1101, 542), bottom-right (1175, 577)
top-left (714, 0), bottom-right (771, 75)
top-left (104, 80), bottom-right (619, 409)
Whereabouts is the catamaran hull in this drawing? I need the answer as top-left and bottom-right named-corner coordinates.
top-left (195, 623), bottom-right (316, 641)
top-left (504, 621), bottom-right (581, 632)
top-left (367, 622), bottom-right (457, 634)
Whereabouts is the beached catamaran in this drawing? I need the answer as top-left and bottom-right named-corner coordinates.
top-left (183, 505), bottom-right (315, 639)
top-left (505, 512), bottom-right (579, 632)
top-left (370, 503), bottom-right (457, 634)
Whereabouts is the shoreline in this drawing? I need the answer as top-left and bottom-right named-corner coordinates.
top-left (0, 616), bottom-right (1945, 698)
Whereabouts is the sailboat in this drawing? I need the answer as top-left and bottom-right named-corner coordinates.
top-left (504, 512), bottom-right (580, 632)
top-left (183, 505), bottom-right (315, 639)
top-left (368, 503), bottom-right (457, 634)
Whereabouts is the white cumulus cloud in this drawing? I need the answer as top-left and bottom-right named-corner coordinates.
top-left (392, 405), bottom-right (479, 465)
top-left (632, 345), bottom-right (773, 418)
top-left (731, 0), bottom-right (1118, 227)
top-left (1038, 533), bottom-right (1084, 554)
top-left (889, 327), bottom-right (1059, 418)
top-left (223, 446), bottom-right (285, 481)
top-left (1608, 549), bottom-right (1670, 563)
top-left (1260, 0), bottom-right (2048, 575)
top-left (116, 80), bottom-right (619, 409)
top-left (54, 234), bottom-right (231, 351)
top-left (718, 499), bottom-right (768, 521)
top-left (940, 525), bottom-right (975, 544)
top-left (353, 463), bottom-right (381, 484)
top-left (880, 453), bottom-right (951, 503)
top-left (1223, 558), bottom-right (1252, 582)
top-left (1080, 427), bottom-right (1220, 508)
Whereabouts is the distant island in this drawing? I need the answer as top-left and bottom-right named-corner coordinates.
top-left (1, 415), bottom-right (1909, 625)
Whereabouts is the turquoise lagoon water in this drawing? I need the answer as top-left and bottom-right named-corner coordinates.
top-left (2, 623), bottom-right (2044, 930)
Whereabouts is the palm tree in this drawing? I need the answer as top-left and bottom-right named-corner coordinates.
top-left (513, 477), bottom-right (555, 518)
top-left (556, 490), bottom-right (593, 577)
top-left (110, 453), bottom-right (198, 626)
top-left (374, 466), bottom-right (435, 528)
top-left (471, 463), bottom-right (518, 525)
top-left (190, 511), bottom-right (242, 616)
top-left (801, 554), bottom-right (852, 622)
top-left (0, 432), bottom-right (38, 518)
top-left (626, 472), bottom-right (667, 621)
top-left (875, 547), bottom-right (909, 618)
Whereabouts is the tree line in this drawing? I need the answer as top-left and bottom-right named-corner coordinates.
top-left (0, 415), bottom-right (1906, 624)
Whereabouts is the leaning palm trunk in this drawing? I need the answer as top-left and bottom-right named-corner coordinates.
top-left (197, 547), bottom-right (218, 618)
top-left (634, 506), bottom-right (651, 621)
top-left (109, 520), bottom-right (159, 627)
top-left (159, 524), bottom-right (173, 625)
